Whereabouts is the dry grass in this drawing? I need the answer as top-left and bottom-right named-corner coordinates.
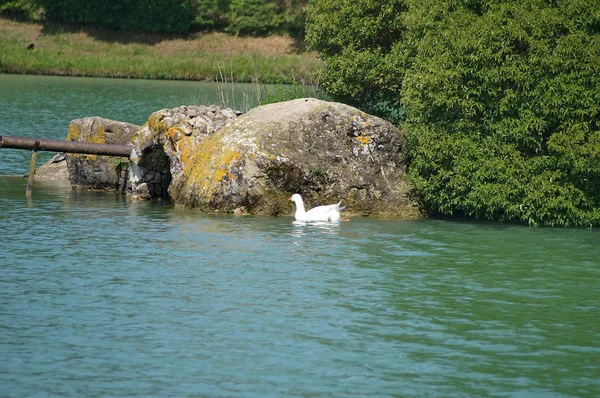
top-left (0, 18), bottom-right (322, 84)
top-left (0, 19), bottom-right (300, 56)
top-left (155, 32), bottom-right (298, 58)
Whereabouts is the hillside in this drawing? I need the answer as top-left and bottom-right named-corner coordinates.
top-left (0, 18), bottom-right (322, 84)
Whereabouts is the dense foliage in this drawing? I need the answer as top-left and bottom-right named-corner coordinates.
top-left (0, 0), bottom-right (41, 19)
top-left (225, 0), bottom-right (283, 35)
top-left (193, 0), bottom-right (229, 29)
top-left (307, 0), bottom-right (600, 227)
top-left (305, 0), bottom-right (407, 123)
top-left (41, 0), bottom-right (195, 33)
top-left (1, 0), bottom-right (307, 35)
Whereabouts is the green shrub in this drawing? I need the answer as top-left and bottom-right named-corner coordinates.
top-left (281, 0), bottom-right (307, 38)
top-left (402, 0), bottom-right (600, 226)
top-left (305, 0), bottom-right (407, 123)
top-left (306, 0), bottom-right (600, 226)
top-left (192, 0), bottom-right (230, 30)
top-left (0, 0), bottom-right (42, 20)
top-left (41, 0), bottom-right (195, 33)
top-left (225, 0), bottom-right (284, 35)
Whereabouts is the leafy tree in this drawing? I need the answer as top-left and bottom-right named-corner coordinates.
top-left (192, 0), bottom-right (230, 30)
top-left (307, 0), bottom-right (600, 226)
top-left (0, 0), bottom-right (42, 20)
top-left (225, 0), bottom-right (284, 35)
top-left (281, 0), bottom-right (308, 38)
top-left (305, 0), bottom-right (408, 123)
top-left (41, 0), bottom-right (195, 33)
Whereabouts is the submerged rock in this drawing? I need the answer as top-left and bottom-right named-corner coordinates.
top-left (130, 99), bottom-right (418, 218)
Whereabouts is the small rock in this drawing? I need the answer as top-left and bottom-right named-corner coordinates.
top-left (144, 170), bottom-right (156, 182)
top-left (221, 108), bottom-right (237, 119)
top-left (136, 183), bottom-right (151, 199)
top-left (162, 117), bottom-right (174, 129)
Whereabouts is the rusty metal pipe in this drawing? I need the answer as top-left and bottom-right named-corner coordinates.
top-left (0, 135), bottom-right (132, 157)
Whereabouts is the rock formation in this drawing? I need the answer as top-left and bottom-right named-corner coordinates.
top-left (130, 98), bottom-right (418, 218)
top-left (35, 153), bottom-right (69, 180)
top-left (130, 105), bottom-right (241, 200)
top-left (36, 99), bottom-right (418, 218)
top-left (65, 117), bottom-right (139, 190)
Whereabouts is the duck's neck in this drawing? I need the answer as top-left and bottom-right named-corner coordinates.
top-left (294, 200), bottom-right (306, 217)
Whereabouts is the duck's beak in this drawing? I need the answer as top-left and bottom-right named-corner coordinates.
top-left (288, 196), bottom-right (292, 201)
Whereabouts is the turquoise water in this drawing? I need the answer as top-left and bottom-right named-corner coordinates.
top-left (1, 74), bottom-right (599, 397)
top-left (0, 73), bottom-right (257, 175)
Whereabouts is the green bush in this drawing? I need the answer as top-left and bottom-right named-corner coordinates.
top-left (30, 0), bottom-right (307, 36)
top-left (306, 0), bottom-right (408, 123)
top-left (403, 0), bottom-right (600, 227)
top-left (192, 0), bottom-right (229, 30)
top-left (0, 0), bottom-right (42, 20)
top-left (41, 0), bottom-right (195, 33)
top-left (307, 0), bottom-right (600, 226)
top-left (281, 0), bottom-right (307, 38)
top-left (225, 0), bottom-right (284, 35)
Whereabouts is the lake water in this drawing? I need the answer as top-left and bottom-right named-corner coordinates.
top-left (1, 74), bottom-right (599, 397)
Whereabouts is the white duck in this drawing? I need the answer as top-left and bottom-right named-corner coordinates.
top-left (289, 193), bottom-right (348, 222)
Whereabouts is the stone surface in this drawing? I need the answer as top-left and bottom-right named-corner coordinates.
top-left (66, 117), bottom-right (139, 190)
top-left (35, 154), bottom-right (69, 180)
top-left (130, 105), bottom-right (240, 201)
top-left (130, 99), bottom-right (418, 218)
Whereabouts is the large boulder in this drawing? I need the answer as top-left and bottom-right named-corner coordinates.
top-left (131, 98), bottom-right (418, 218)
top-left (66, 117), bottom-right (139, 190)
top-left (130, 105), bottom-right (241, 200)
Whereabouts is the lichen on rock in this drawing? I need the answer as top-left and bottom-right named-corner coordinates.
top-left (129, 98), bottom-right (418, 218)
top-left (66, 117), bottom-right (139, 191)
top-left (130, 105), bottom-right (242, 201)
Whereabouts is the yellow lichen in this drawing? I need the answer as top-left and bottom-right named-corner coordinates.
top-left (147, 112), bottom-right (172, 139)
top-left (66, 124), bottom-right (78, 142)
top-left (177, 136), bottom-right (196, 165)
top-left (148, 113), bottom-right (160, 132)
top-left (357, 135), bottom-right (371, 146)
top-left (88, 125), bottom-right (106, 144)
top-left (66, 122), bottom-right (105, 144)
top-left (65, 120), bottom-right (106, 162)
top-left (182, 130), bottom-right (243, 202)
top-left (131, 123), bottom-right (147, 143)
top-left (168, 126), bottom-right (185, 141)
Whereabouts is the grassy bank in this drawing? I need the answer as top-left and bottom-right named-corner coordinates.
top-left (0, 18), bottom-right (323, 84)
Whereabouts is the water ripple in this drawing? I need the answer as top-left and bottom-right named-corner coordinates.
top-left (1, 184), bottom-right (599, 397)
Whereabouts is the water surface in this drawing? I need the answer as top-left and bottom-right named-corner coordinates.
top-left (0, 75), bottom-right (599, 397)
top-left (0, 73), bottom-right (256, 175)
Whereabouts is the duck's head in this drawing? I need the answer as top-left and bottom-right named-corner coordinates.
top-left (288, 193), bottom-right (302, 203)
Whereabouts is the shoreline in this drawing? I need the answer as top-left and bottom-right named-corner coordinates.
top-left (0, 18), bottom-right (322, 85)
